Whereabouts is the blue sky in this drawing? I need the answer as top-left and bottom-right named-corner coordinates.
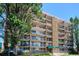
top-left (42, 3), bottom-right (79, 21)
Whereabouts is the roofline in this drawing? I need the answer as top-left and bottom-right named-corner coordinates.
top-left (42, 11), bottom-right (70, 23)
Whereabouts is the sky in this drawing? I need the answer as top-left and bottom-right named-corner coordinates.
top-left (0, 14), bottom-right (5, 43)
top-left (42, 3), bottom-right (79, 21)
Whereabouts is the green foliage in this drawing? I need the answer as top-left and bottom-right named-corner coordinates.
top-left (8, 13), bottom-right (32, 47)
top-left (69, 17), bottom-right (79, 53)
top-left (0, 4), bottom-right (42, 55)
top-left (0, 4), bottom-right (5, 15)
top-left (21, 52), bottom-right (30, 56)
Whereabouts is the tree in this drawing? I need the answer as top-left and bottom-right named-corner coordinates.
top-left (0, 3), bottom-right (42, 55)
top-left (70, 17), bottom-right (79, 54)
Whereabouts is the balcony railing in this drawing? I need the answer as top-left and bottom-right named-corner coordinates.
top-left (46, 23), bottom-right (52, 27)
top-left (58, 26), bottom-right (65, 30)
top-left (20, 39), bottom-right (30, 41)
top-left (59, 45), bottom-right (65, 48)
top-left (47, 29), bottom-right (52, 32)
top-left (32, 44), bottom-right (39, 47)
top-left (32, 27), bottom-right (45, 32)
top-left (40, 45), bottom-right (46, 47)
top-left (31, 43), bottom-right (40, 47)
top-left (58, 36), bottom-right (65, 39)
top-left (65, 30), bottom-right (71, 33)
top-left (40, 33), bottom-right (46, 37)
top-left (58, 33), bottom-right (65, 39)
top-left (58, 41), bottom-right (64, 44)
top-left (20, 43), bottom-right (30, 46)
top-left (58, 34), bottom-right (65, 37)
top-left (47, 38), bottom-right (52, 42)
top-left (46, 34), bottom-right (52, 38)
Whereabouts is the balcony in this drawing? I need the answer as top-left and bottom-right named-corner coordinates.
top-left (65, 30), bottom-right (71, 33)
top-left (47, 29), bottom-right (52, 32)
top-left (36, 31), bottom-right (46, 37)
top-left (58, 36), bottom-right (65, 39)
top-left (32, 27), bottom-right (45, 32)
top-left (47, 38), bottom-right (52, 42)
top-left (32, 20), bottom-right (40, 25)
top-left (31, 36), bottom-right (41, 41)
top-left (32, 44), bottom-right (40, 47)
top-left (36, 36), bottom-right (41, 41)
top-left (39, 25), bottom-right (46, 29)
top-left (58, 33), bottom-right (65, 39)
top-left (31, 31), bottom-right (45, 37)
top-left (31, 42), bottom-right (40, 47)
top-left (31, 30), bottom-right (36, 34)
top-left (32, 36), bottom-right (36, 40)
top-left (40, 45), bottom-right (46, 48)
top-left (20, 42), bottom-right (30, 46)
top-left (46, 19), bottom-right (52, 24)
top-left (58, 26), bottom-right (65, 30)
top-left (58, 33), bottom-right (65, 36)
top-left (40, 42), bottom-right (46, 47)
top-left (47, 32), bottom-right (52, 38)
top-left (59, 44), bottom-right (64, 48)
top-left (46, 16), bottom-right (52, 22)
top-left (47, 35), bottom-right (52, 38)
top-left (40, 37), bottom-right (46, 42)
top-left (41, 40), bottom-right (46, 42)
top-left (20, 39), bottom-right (30, 41)
top-left (19, 47), bottom-right (30, 51)
top-left (48, 43), bottom-right (52, 46)
top-left (20, 35), bottom-right (30, 41)
top-left (40, 18), bottom-right (46, 23)
top-left (58, 39), bottom-right (64, 44)
top-left (46, 23), bottom-right (52, 27)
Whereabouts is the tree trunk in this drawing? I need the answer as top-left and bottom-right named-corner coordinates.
top-left (4, 4), bottom-right (10, 52)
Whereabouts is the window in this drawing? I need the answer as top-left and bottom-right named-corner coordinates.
top-left (20, 41), bottom-right (30, 46)
top-left (40, 42), bottom-right (46, 47)
top-left (21, 47), bottom-right (29, 51)
top-left (23, 48), bottom-right (27, 50)
top-left (48, 43), bottom-right (52, 46)
top-left (32, 42), bottom-right (34, 46)
top-left (41, 37), bottom-right (45, 41)
top-left (47, 38), bottom-right (52, 41)
top-left (32, 36), bottom-right (36, 40)
top-left (32, 42), bottom-right (39, 46)
top-left (32, 30), bottom-right (36, 34)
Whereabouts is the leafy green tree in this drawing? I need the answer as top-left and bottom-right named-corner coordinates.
top-left (70, 17), bottom-right (79, 54)
top-left (0, 3), bottom-right (42, 55)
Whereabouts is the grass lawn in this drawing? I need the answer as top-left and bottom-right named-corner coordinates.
top-left (32, 53), bottom-right (53, 56)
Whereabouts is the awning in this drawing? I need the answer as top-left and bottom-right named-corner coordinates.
top-left (47, 46), bottom-right (59, 48)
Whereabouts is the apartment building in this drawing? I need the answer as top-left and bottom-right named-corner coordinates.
top-left (52, 17), bottom-right (71, 55)
top-left (18, 12), bottom-right (71, 55)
